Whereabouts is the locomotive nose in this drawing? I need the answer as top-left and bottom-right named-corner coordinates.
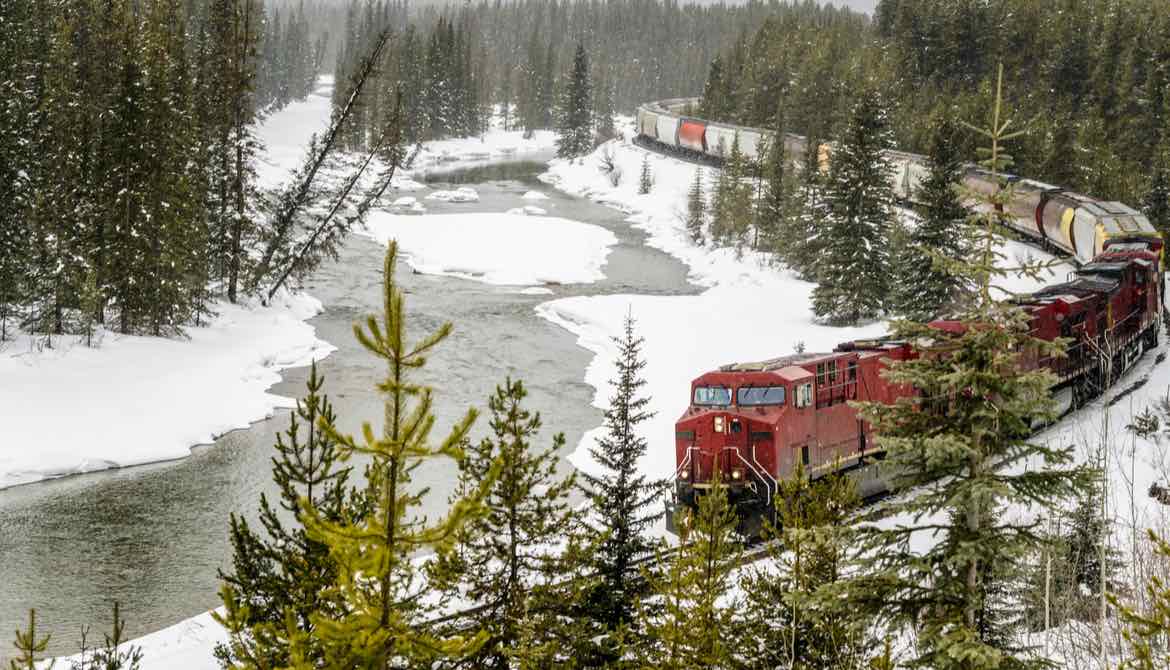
top-left (677, 411), bottom-right (751, 485)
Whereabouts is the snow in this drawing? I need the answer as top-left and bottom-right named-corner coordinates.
top-left (426, 186), bottom-right (480, 203)
top-left (0, 292), bottom-right (333, 490)
top-left (0, 80), bottom-right (344, 492)
top-left (505, 205), bottom-right (548, 216)
top-left (47, 610), bottom-right (228, 670)
top-left (359, 212), bottom-right (617, 287)
top-left (537, 136), bottom-right (886, 480)
top-left (253, 77), bottom-right (335, 189)
top-left (408, 127), bottom-right (557, 173)
top-left (522, 190), bottom-right (550, 200)
top-left (390, 196), bottom-right (427, 215)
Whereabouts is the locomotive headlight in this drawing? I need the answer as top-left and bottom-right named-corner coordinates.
top-left (678, 470), bottom-right (690, 480)
top-left (713, 416), bottom-right (724, 433)
top-left (731, 468), bottom-right (744, 481)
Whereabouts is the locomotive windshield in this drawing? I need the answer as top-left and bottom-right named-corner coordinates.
top-left (737, 386), bottom-right (786, 406)
top-left (693, 386), bottom-right (732, 406)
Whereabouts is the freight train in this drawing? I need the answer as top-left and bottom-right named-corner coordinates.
top-left (636, 99), bottom-right (1157, 265)
top-left (640, 100), bottom-right (1167, 535)
top-left (669, 236), bottom-right (1165, 535)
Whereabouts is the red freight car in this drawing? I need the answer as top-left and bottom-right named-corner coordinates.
top-left (677, 119), bottom-right (707, 152)
top-left (669, 237), bottom-right (1165, 535)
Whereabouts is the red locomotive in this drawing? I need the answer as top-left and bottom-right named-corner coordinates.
top-left (669, 236), bottom-right (1166, 534)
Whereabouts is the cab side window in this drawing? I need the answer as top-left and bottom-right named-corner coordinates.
top-left (794, 382), bottom-right (813, 408)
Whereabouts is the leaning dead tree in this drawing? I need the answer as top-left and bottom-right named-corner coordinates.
top-left (249, 26), bottom-right (400, 300)
top-left (263, 90), bottom-right (405, 301)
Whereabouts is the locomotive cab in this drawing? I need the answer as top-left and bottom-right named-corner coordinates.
top-left (668, 347), bottom-right (909, 537)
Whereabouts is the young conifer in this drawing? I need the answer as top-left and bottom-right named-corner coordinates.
top-left (576, 313), bottom-right (663, 664)
top-left (780, 135), bottom-right (828, 280)
top-left (846, 65), bottom-right (1092, 670)
top-left (288, 242), bottom-right (497, 668)
top-left (1113, 531), bottom-right (1170, 670)
top-left (758, 110), bottom-right (789, 255)
top-left (638, 153), bottom-right (652, 194)
top-left (556, 43), bottom-right (593, 158)
top-left (435, 378), bottom-right (577, 670)
top-left (1143, 147), bottom-right (1170, 239)
top-left (811, 87), bottom-right (896, 325)
top-left (215, 361), bottom-right (363, 668)
top-left (10, 610), bottom-right (50, 670)
top-left (636, 477), bottom-right (741, 669)
top-left (686, 167), bottom-right (707, 245)
top-left (741, 467), bottom-right (866, 670)
top-left (893, 113), bottom-right (973, 320)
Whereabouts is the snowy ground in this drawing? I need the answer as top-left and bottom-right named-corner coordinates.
top-left (0, 82), bottom-right (348, 491)
top-left (360, 211), bottom-right (616, 286)
top-left (30, 100), bottom-right (1167, 668)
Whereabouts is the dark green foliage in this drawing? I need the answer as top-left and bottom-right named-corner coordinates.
top-left (686, 168), bottom-right (707, 245)
top-left (0, 0), bottom-right (329, 342)
top-left (1022, 471), bottom-right (1124, 631)
top-left (892, 114), bottom-right (973, 320)
top-left (757, 111), bottom-right (789, 255)
top-left (710, 134), bottom-right (752, 250)
top-left (636, 477), bottom-right (741, 669)
top-left (1144, 148), bottom-right (1170, 239)
top-left (638, 153), bottom-right (653, 194)
top-left (556, 43), bottom-right (593, 159)
top-left (576, 313), bottom-right (664, 664)
top-left (435, 378), bottom-right (577, 670)
top-left (1113, 531), bottom-right (1170, 670)
top-left (811, 88), bottom-right (896, 325)
top-left (778, 135), bottom-right (827, 279)
top-left (215, 362), bottom-right (364, 668)
top-left (740, 468), bottom-right (868, 670)
top-left (844, 69), bottom-right (1093, 670)
top-left (701, 0), bottom-right (1170, 207)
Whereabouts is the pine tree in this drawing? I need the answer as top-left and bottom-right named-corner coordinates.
top-left (555, 42), bottom-right (593, 159)
top-left (215, 362), bottom-right (364, 668)
top-left (686, 167), bottom-right (707, 245)
top-left (9, 610), bottom-right (50, 670)
top-left (636, 477), bottom-right (741, 669)
top-left (1143, 146), bottom-right (1170, 239)
top-left (1113, 531), bottom-right (1170, 670)
top-left (434, 378), bottom-right (577, 670)
top-left (638, 153), bottom-right (652, 194)
top-left (286, 242), bottom-right (496, 668)
top-left (758, 111), bottom-right (789, 255)
top-left (740, 468), bottom-right (866, 670)
top-left (892, 113), bottom-right (972, 320)
top-left (780, 136), bottom-right (828, 279)
top-left (844, 65), bottom-right (1093, 670)
top-left (575, 313), bottom-right (664, 665)
top-left (811, 87), bottom-right (896, 325)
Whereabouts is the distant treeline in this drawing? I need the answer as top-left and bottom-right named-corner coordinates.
top-left (328, 0), bottom-right (866, 148)
top-left (699, 0), bottom-right (1170, 225)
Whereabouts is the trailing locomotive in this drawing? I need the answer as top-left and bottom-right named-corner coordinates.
top-left (668, 236), bottom-right (1165, 535)
top-left (636, 99), bottom-right (1159, 265)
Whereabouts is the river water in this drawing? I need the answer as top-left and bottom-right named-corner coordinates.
top-left (0, 159), bottom-right (697, 657)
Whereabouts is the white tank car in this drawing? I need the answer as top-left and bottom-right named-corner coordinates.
top-left (656, 113), bottom-right (680, 147)
top-left (637, 98), bottom-right (1161, 265)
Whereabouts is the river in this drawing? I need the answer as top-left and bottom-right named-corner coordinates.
top-left (0, 158), bottom-right (698, 658)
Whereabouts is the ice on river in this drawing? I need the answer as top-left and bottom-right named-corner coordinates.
top-left (426, 186), bottom-right (480, 203)
top-left (360, 212), bottom-right (617, 287)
